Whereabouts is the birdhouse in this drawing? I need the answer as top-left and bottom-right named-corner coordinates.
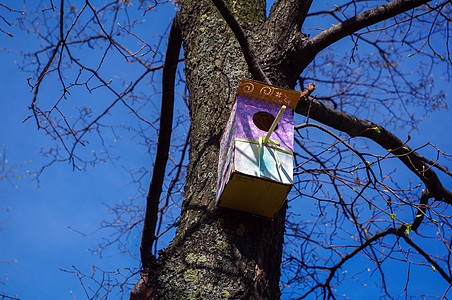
top-left (216, 79), bottom-right (301, 218)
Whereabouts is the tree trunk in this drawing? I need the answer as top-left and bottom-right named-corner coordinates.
top-left (149, 1), bottom-right (287, 299)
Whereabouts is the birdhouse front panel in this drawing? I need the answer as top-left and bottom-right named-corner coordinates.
top-left (216, 79), bottom-right (301, 218)
top-left (234, 94), bottom-right (294, 184)
top-left (235, 95), bottom-right (294, 152)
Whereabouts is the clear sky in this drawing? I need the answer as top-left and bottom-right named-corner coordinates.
top-left (1, 1), bottom-right (451, 299)
top-left (0, 33), bottom-right (140, 300)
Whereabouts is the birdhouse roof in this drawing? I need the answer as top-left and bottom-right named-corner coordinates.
top-left (236, 78), bottom-right (302, 109)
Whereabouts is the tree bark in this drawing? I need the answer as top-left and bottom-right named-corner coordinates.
top-left (148, 1), bottom-right (286, 299)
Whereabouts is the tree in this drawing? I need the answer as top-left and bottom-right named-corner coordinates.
top-left (2, 0), bottom-right (451, 299)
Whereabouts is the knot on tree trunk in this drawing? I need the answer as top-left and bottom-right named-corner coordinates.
top-left (129, 270), bottom-right (154, 300)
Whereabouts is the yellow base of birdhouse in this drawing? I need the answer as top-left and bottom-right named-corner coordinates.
top-left (216, 171), bottom-right (291, 219)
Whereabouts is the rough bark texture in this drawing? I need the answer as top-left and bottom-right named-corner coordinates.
top-left (149, 1), bottom-right (287, 299)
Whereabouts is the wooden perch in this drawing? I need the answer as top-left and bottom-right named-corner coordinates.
top-left (300, 82), bottom-right (315, 100)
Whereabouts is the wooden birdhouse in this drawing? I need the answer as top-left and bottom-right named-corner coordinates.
top-left (216, 78), bottom-right (302, 218)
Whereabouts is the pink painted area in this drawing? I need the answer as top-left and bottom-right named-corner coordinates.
top-left (218, 101), bottom-right (237, 175)
top-left (217, 102), bottom-right (237, 195)
top-left (235, 95), bottom-right (294, 152)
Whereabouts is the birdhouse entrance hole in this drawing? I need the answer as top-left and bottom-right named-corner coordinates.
top-left (253, 111), bottom-right (278, 132)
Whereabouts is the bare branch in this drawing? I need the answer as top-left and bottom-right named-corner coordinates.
top-left (0, 293), bottom-right (21, 300)
top-left (295, 97), bottom-right (452, 205)
top-left (307, 0), bottom-right (431, 58)
top-left (139, 13), bottom-right (182, 272)
top-left (402, 235), bottom-right (452, 283)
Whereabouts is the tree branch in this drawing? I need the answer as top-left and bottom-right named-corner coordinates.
top-left (322, 227), bottom-right (397, 289)
top-left (139, 14), bottom-right (182, 273)
top-left (401, 234), bottom-right (452, 283)
top-left (299, 189), bottom-right (446, 299)
top-left (30, 0), bottom-right (65, 128)
top-left (419, 153), bottom-right (452, 178)
top-left (295, 97), bottom-right (452, 205)
top-left (267, 0), bottom-right (313, 35)
top-left (410, 189), bottom-right (430, 233)
top-left (306, 0), bottom-right (431, 57)
top-left (0, 293), bottom-right (21, 300)
top-left (211, 0), bottom-right (271, 84)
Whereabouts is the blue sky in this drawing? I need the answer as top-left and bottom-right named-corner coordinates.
top-left (0, 54), bottom-right (141, 298)
top-left (1, 1), bottom-right (451, 299)
top-left (0, 2), bottom-right (178, 299)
